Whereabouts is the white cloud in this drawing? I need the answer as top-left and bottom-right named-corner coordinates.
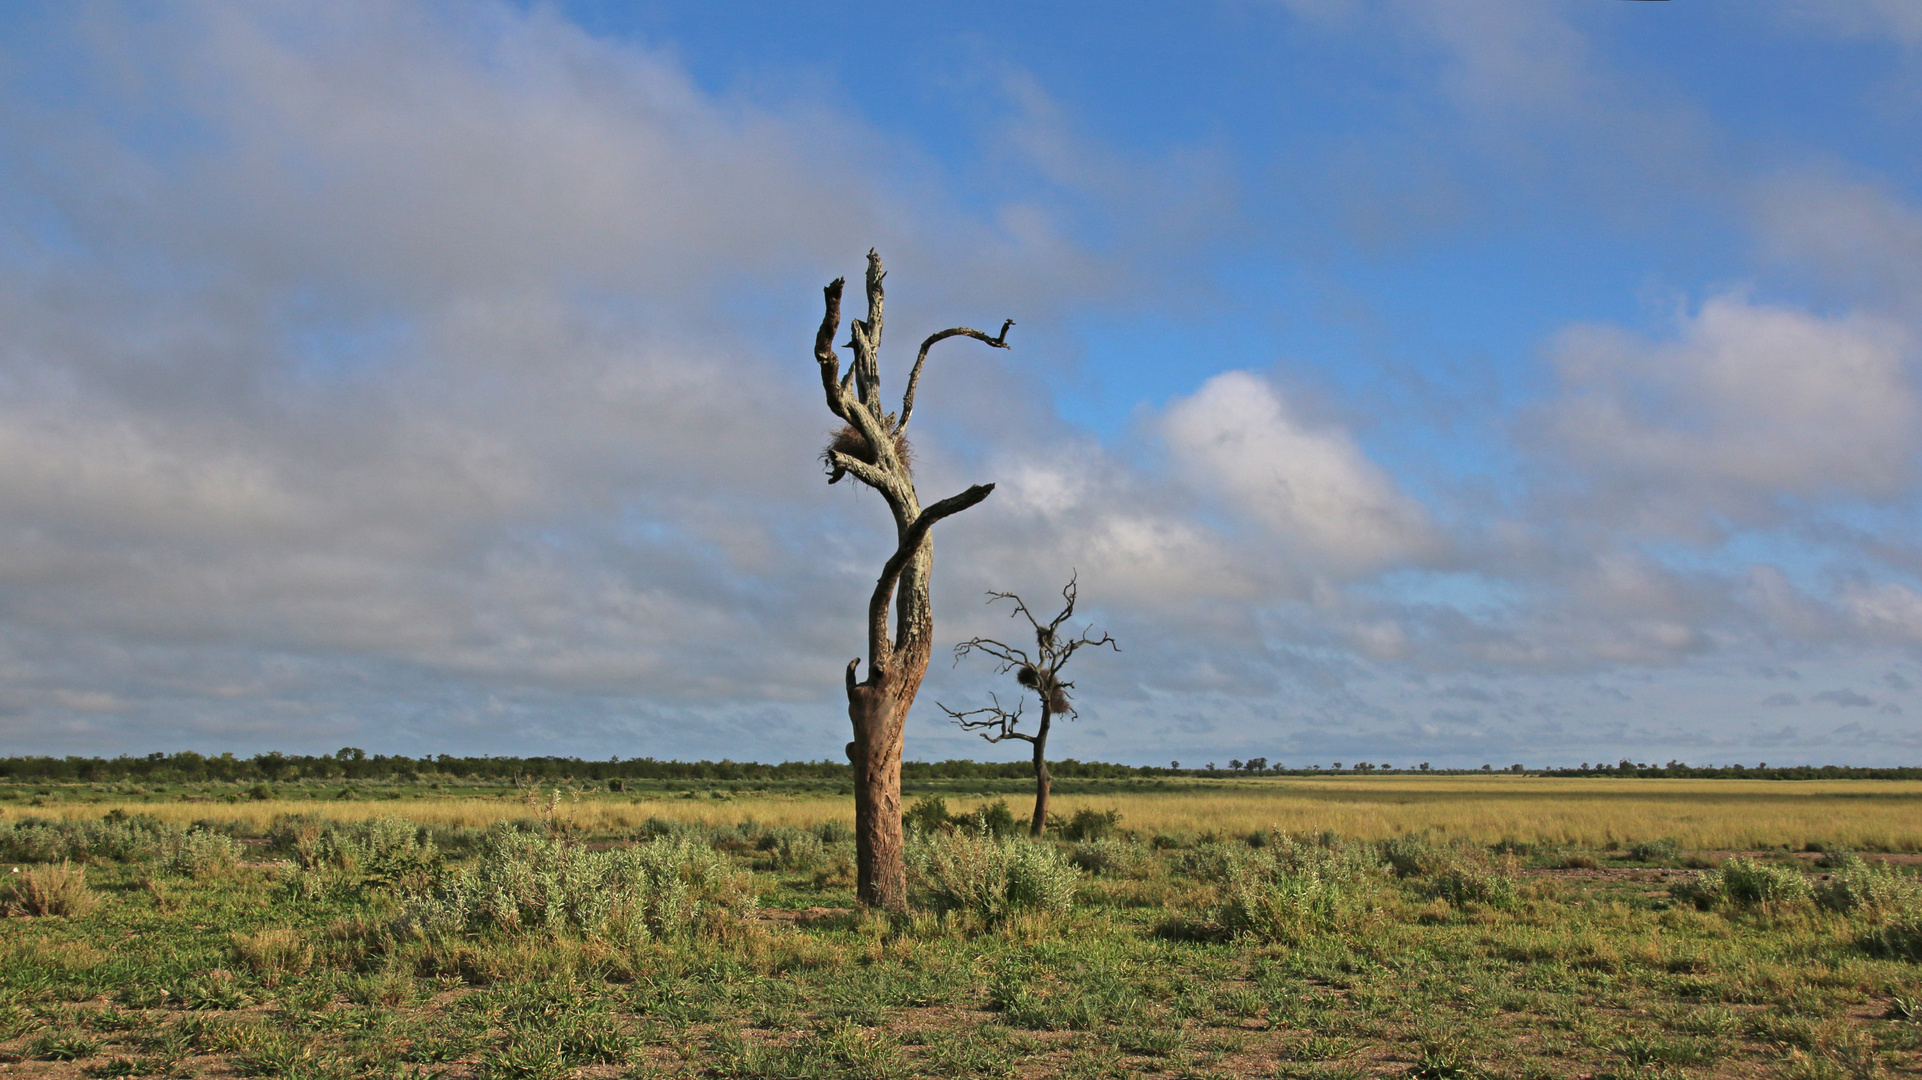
top-left (1163, 371), bottom-right (1434, 576)
top-left (1542, 294), bottom-right (1919, 527)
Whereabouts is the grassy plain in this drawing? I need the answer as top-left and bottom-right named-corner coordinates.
top-left (8, 775), bottom-right (1922, 852)
top-left (1, 776), bottom-right (1920, 1080)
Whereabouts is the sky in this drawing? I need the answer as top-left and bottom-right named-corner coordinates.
top-left (2, 1), bottom-right (1922, 768)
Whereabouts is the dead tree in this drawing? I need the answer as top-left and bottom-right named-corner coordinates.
top-left (814, 250), bottom-right (1012, 910)
top-left (939, 575), bottom-right (1118, 837)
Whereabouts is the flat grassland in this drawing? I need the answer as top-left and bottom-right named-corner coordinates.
top-left (9, 775), bottom-right (1922, 852)
top-left (2, 776), bottom-right (1920, 1080)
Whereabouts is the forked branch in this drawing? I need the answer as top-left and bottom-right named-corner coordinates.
top-left (937, 693), bottom-right (1034, 744)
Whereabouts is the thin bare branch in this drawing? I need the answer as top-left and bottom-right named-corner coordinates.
top-left (937, 693), bottom-right (1035, 744)
top-left (898, 319), bottom-right (1013, 432)
top-left (952, 635), bottom-right (1031, 673)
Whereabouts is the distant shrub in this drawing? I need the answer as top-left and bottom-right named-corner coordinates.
top-left (908, 831), bottom-right (1077, 920)
top-left (970, 799), bottom-right (1019, 839)
top-left (813, 821), bottom-right (855, 845)
top-left (1, 860), bottom-right (99, 918)
top-left (635, 817), bottom-right (717, 845)
top-left (757, 827), bottom-right (825, 873)
top-left (1055, 807), bottom-right (1122, 842)
top-left (1070, 837), bottom-right (1154, 879)
top-left (269, 815), bottom-right (439, 888)
top-left (166, 830), bottom-right (240, 879)
top-left (404, 830), bottom-right (756, 940)
top-left (1149, 831), bottom-right (1198, 851)
top-left (0, 814), bottom-right (185, 865)
top-left (903, 796), bottom-right (957, 835)
top-left (1174, 842), bottom-right (1253, 882)
top-left (1675, 857), bottom-right (1811, 910)
top-left (1630, 839), bottom-right (1683, 863)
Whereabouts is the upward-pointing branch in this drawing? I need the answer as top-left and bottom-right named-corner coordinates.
top-left (899, 319), bottom-right (1013, 432)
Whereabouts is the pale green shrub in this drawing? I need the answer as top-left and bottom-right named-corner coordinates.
top-left (1215, 837), bottom-right (1389, 943)
top-left (1378, 832), bottom-right (1518, 908)
top-left (908, 830), bottom-right (1077, 920)
top-left (1070, 837), bottom-right (1155, 878)
top-left (405, 830), bottom-right (755, 940)
top-left (271, 815), bottom-right (439, 884)
top-left (166, 830), bottom-right (241, 878)
top-left (0, 814), bottom-right (185, 864)
top-left (1813, 855), bottom-right (1922, 915)
top-left (757, 827), bottom-right (825, 872)
top-left (1676, 857), bottom-right (1811, 909)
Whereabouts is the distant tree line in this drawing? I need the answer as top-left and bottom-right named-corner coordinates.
top-left (1539, 760), bottom-right (1922, 780)
top-left (0, 751), bottom-right (1918, 784)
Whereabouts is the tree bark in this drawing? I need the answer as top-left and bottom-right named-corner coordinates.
top-left (1030, 711), bottom-right (1052, 838)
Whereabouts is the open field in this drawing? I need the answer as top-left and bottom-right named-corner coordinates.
top-left (3, 777), bottom-right (1922, 1079)
top-left (8, 775), bottom-right (1922, 852)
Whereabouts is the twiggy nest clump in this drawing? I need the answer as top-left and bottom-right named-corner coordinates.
top-left (1049, 687), bottom-right (1071, 714)
top-left (1016, 665), bottom-right (1040, 689)
top-left (822, 423), bottom-right (912, 482)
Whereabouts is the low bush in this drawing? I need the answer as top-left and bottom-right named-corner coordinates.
top-left (1054, 807), bottom-right (1122, 842)
top-left (1214, 835), bottom-right (1390, 943)
top-left (269, 815), bottom-right (439, 887)
top-left (1, 859), bottom-right (99, 917)
top-left (1630, 838), bottom-right (1683, 863)
top-left (0, 813), bottom-right (184, 865)
top-left (1812, 854), bottom-right (1922, 915)
top-left (903, 796), bottom-right (958, 835)
top-left (1674, 857), bottom-right (1812, 910)
top-left (969, 799), bottom-right (1019, 838)
top-left (908, 830), bottom-right (1077, 920)
top-left (404, 829), bottom-right (757, 940)
top-left (1379, 833), bottom-right (1517, 908)
top-left (1069, 837), bottom-right (1155, 879)
top-left (166, 830), bottom-right (241, 879)
top-left (756, 827), bottom-right (826, 873)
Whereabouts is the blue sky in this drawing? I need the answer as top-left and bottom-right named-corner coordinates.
top-left (2, 1), bottom-right (1922, 767)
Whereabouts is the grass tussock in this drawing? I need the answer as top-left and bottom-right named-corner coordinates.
top-left (1, 859), bottom-right (99, 917)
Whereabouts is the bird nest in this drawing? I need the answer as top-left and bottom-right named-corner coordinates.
top-left (823, 423), bottom-right (912, 475)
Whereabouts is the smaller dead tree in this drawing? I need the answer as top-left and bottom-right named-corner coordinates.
top-left (939, 576), bottom-right (1117, 837)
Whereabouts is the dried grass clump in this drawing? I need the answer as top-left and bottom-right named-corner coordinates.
top-left (2, 860), bottom-right (99, 917)
top-left (231, 927), bottom-right (314, 986)
top-left (823, 423), bottom-right (912, 474)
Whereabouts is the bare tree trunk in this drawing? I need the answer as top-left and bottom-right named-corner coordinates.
top-left (812, 252), bottom-right (1008, 911)
top-left (1030, 711), bottom-right (1052, 838)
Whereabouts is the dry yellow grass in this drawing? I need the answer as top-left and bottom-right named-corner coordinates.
top-left (6, 776), bottom-right (1920, 850)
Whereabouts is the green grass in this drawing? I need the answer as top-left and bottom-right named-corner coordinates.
top-left (2, 787), bottom-right (1921, 1078)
